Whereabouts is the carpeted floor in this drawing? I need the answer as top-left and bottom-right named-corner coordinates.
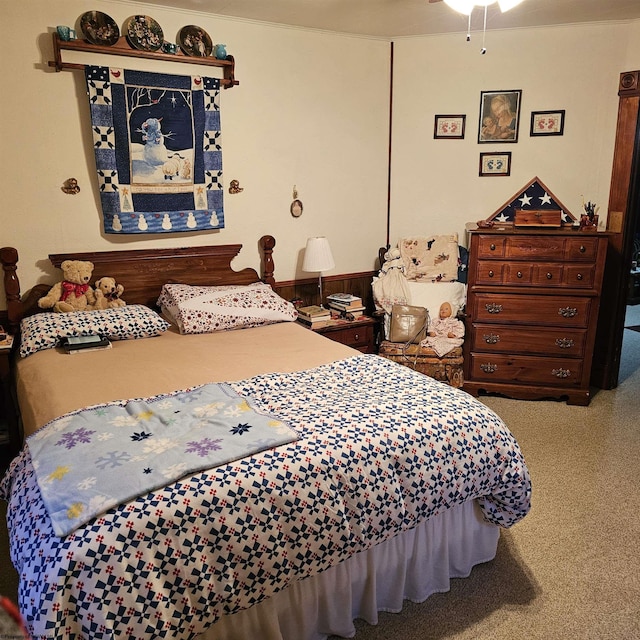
top-left (2, 306), bottom-right (640, 638)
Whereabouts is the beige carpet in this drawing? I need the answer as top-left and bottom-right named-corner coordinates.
top-left (2, 307), bottom-right (640, 639)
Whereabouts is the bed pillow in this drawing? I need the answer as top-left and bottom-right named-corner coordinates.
top-left (399, 234), bottom-right (460, 282)
top-left (157, 282), bottom-right (297, 334)
top-left (19, 305), bottom-right (170, 358)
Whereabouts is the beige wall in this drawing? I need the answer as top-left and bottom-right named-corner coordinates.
top-left (0, 0), bottom-right (390, 303)
top-left (1, 1), bottom-right (639, 310)
top-left (390, 20), bottom-right (640, 246)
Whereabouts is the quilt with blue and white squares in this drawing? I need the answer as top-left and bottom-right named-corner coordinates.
top-left (84, 66), bottom-right (224, 234)
top-left (1, 354), bottom-right (531, 639)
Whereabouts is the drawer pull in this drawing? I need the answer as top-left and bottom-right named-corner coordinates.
top-left (488, 270), bottom-right (495, 277)
top-left (579, 245), bottom-right (586, 253)
top-left (483, 333), bottom-right (500, 344)
top-left (480, 363), bottom-right (497, 373)
top-left (555, 338), bottom-right (575, 349)
top-left (552, 368), bottom-right (571, 379)
top-left (354, 333), bottom-right (360, 341)
top-left (546, 272), bottom-right (553, 280)
top-left (485, 303), bottom-right (503, 314)
top-left (558, 307), bottom-right (578, 318)
top-left (576, 273), bottom-right (583, 281)
top-left (517, 271), bottom-right (523, 278)
top-left (490, 243), bottom-right (496, 251)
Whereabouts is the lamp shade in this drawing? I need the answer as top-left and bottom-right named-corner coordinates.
top-left (302, 237), bottom-right (335, 273)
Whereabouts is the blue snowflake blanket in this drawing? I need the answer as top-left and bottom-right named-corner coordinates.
top-left (27, 383), bottom-right (298, 536)
top-left (1, 355), bottom-right (531, 639)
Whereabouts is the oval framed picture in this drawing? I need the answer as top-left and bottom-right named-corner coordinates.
top-left (290, 199), bottom-right (303, 218)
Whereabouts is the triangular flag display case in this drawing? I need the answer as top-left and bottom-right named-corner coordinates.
top-left (484, 176), bottom-right (577, 225)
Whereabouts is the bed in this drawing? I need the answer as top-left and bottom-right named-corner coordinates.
top-left (0, 237), bottom-right (531, 640)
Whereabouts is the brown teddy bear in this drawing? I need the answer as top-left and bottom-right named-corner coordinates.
top-left (38, 260), bottom-right (97, 313)
top-left (93, 277), bottom-right (126, 309)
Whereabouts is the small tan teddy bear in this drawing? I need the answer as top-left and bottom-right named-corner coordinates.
top-left (38, 260), bottom-right (97, 313)
top-left (93, 277), bottom-right (126, 309)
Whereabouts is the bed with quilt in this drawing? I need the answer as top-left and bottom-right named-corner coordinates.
top-left (0, 237), bottom-right (531, 640)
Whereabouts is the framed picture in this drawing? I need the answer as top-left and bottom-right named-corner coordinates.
top-left (479, 152), bottom-right (512, 177)
top-left (530, 110), bottom-right (565, 136)
top-left (478, 90), bottom-right (522, 143)
top-left (434, 114), bottom-right (466, 139)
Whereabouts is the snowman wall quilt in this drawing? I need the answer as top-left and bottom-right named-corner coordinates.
top-left (84, 66), bottom-right (224, 234)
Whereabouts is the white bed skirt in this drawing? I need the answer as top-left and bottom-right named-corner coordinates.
top-left (202, 500), bottom-right (500, 640)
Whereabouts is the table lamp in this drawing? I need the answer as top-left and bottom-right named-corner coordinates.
top-left (302, 237), bottom-right (335, 307)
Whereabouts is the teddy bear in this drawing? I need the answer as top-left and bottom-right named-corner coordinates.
top-left (93, 277), bottom-right (126, 309)
top-left (38, 260), bottom-right (97, 313)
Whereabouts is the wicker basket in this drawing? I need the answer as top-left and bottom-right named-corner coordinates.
top-left (378, 340), bottom-right (464, 388)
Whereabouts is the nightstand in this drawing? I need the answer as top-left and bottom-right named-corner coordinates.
top-left (0, 336), bottom-right (21, 467)
top-left (302, 316), bottom-right (377, 353)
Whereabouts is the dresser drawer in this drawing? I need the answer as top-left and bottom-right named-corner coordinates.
top-left (472, 293), bottom-right (591, 327)
top-left (469, 353), bottom-right (584, 387)
top-left (476, 262), bottom-right (596, 288)
top-left (471, 324), bottom-right (587, 357)
top-left (476, 234), bottom-right (600, 262)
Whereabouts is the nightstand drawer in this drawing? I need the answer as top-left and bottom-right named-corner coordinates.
top-left (308, 316), bottom-right (377, 353)
top-left (327, 325), bottom-right (374, 351)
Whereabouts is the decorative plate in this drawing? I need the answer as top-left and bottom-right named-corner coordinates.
top-left (80, 11), bottom-right (120, 46)
top-left (178, 25), bottom-right (213, 57)
top-left (125, 15), bottom-right (164, 52)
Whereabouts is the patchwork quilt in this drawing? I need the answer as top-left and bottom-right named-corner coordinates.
top-left (1, 355), bottom-right (531, 639)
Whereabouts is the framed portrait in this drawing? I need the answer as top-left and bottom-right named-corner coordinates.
top-left (434, 114), bottom-right (466, 139)
top-left (479, 152), bottom-right (512, 177)
top-left (478, 90), bottom-right (522, 143)
top-left (530, 110), bottom-right (565, 136)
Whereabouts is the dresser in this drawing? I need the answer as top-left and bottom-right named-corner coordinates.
top-left (463, 226), bottom-right (608, 406)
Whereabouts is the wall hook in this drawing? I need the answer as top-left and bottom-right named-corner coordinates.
top-left (61, 178), bottom-right (80, 195)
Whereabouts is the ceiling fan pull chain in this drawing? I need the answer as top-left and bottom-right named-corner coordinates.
top-left (481, 4), bottom-right (488, 53)
top-left (466, 12), bottom-right (471, 41)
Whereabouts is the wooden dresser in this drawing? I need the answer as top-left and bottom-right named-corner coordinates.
top-left (463, 226), bottom-right (608, 405)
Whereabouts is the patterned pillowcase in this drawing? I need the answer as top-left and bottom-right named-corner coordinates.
top-left (157, 282), bottom-right (297, 334)
top-left (20, 305), bottom-right (170, 357)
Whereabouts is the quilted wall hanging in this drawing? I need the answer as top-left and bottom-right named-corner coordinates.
top-left (84, 65), bottom-right (224, 234)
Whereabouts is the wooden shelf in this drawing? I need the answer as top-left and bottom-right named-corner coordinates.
top-left (48, 33), bottom-right (238, 88)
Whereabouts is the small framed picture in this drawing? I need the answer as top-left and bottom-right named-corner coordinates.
top-left (479, 152), bottom-right (512, 177)
top-left (434, 114), bottom-right (466, 139)
top-left (478, 90), bottom-right (522, 143)
top-left (530, 110), bottom-right (565, 136)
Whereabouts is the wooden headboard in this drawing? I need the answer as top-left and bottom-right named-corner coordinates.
top-left (0, 235), bottom-right (276, 333)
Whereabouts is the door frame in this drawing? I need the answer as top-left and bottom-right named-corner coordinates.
top-left (592, 70), bottom-right (640, 389)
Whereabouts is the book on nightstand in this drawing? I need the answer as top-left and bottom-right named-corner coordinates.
top-left (297, 305), bottom-right (331, 322)
top-left (326, 293), bottom-right (363, 309)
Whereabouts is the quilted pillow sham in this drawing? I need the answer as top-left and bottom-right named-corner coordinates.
top-left (20, 305), bottom-right (170, 358)
top-left (157, 282), bottom-right (297, 334)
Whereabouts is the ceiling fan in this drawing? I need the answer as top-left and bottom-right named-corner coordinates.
top-left (427, 0), bottom-right (525, 12)
top-left (428, 0), bottom-right (526, 52)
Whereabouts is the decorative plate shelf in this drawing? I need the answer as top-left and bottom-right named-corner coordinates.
top-left (48, 33), bottom-right (238, 88)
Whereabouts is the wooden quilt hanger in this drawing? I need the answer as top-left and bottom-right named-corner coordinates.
top-left (47, 33), bottom-right (239, 88)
